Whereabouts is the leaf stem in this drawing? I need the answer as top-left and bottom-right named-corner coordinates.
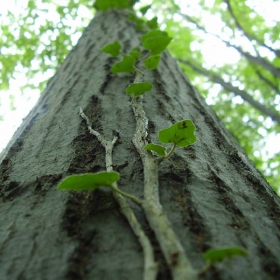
top-left (110, 183), bottom-right (142, 207)
top-left (164, 143), bottom-right (176, 161)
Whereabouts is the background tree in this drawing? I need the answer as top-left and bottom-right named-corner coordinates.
top-left (1, 2), bottom-right (280, 280)
top-left (1, 0), bottom-right (279, 191)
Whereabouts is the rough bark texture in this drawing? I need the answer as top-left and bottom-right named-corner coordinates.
top-left (1, 10), bottom-right (280, 280)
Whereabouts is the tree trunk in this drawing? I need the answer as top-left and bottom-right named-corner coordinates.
top-left (1, 10), bottom-right (280, 280)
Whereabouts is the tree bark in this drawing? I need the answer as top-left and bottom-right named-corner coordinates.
top-left (1, 10), bottom-right (280, 280)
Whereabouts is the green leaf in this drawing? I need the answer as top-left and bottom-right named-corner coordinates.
top-left (102, 40), bottom-right (121, 57)
top-left (158, 120), bottom-right (196, 147)
top-left (111, 55), bottom-right (136, 73)
top-left (94, 0), bottom-right (133, 12)
top-left (140, 4), bottom-right (151, 15)
top-left (131, 46), bottom-right (141, 52)
top-left (125, 82), bottom-right (153, 96)
top-left (203, 247), bottom-right (249, 263)
top-left (57, 171), bottom-right (120, 191)
top-left (141, 30), bottom-right (168, 43)
top-left (128, 13), bottom-right (145, 31)
top-left (147, 17), bottom-right (158, 30)
top-left (144, 55), bottom-right (161, 70)
top-left (143, 36), bottom-right (172, 55)
top-left (145, 143), bottom-right (166, 157)
top-left (129, 50), bottom-right (141, 60)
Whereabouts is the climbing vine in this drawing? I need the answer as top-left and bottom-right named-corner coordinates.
top-left (57, 2), bottom-right (248, 279)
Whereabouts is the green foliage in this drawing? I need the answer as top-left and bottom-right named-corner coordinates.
top-left (141, 30), bottom-right (172, 55)
top-left (141, 30), bottom-right (168, 43)
top-left (57, 171), bottom-right (120, 191)
top-left (128, 12), bottom-right (146, 31)
top-left (94, 0), bottom-right (133, 12)
top-left (143, 36), bottom-right (172, 55)
top-left (158, 120), bottom-right (196, 147)
top-left (145, 143), bottom-right (166, 156)
top-left (129, 50), bottom-right (141, 60)
top-left (111, 55), bottom-right (136, 73)
top-left (140, 4), bottom-right (152, 15)
top-left (102, 40), bottom-right (121, 57)
top-left (147, 16), bottom-right (158, 29)
top-left (144, 55), bottom-right (161, 70)
top-left (203, 247), bottom-right (248, 263)
top-left (125, 82), bottom-right (153, 96)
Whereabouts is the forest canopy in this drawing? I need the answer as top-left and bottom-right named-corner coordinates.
top-left (0, 0), bottom-right (279, 193)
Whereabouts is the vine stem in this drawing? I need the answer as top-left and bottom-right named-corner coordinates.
top-left (164, 143), bottom-right (176, 161)
top-left (79, 108), bottom-right (158, 280)
top-left (130, 75), bottom-right (197, 279)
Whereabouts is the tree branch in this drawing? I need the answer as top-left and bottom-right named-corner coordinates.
top-left (253, 67), bottom-right (280, 95)
top-left (177, 12), bottom-right (280, 78)
top-left (224, 0), bottom-right (280, 58)
top-left (179, 59), bottom-right (280, 125)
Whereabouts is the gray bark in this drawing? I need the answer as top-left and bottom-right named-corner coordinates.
top-left (1, 10), bottom-right (280, 280)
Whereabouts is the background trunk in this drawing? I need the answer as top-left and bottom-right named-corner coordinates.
top-left (1, 10), bottom-right (280, 280)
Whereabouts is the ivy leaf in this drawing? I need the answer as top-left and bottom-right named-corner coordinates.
top-left (143, 36), bottom-right (172, 55)
top-left (125, 82), bottom-right (153, 96)
top-left (203, 247), bottom-right (249, 263)
top-left (144, 55), bottom-right (161, 70)
top-left (102, 40), bottom-right (121, 57)
top-left (158, 120), bottom-right (196, 147)
top-left (147, 17), bottom-right (158, 30)
top-left (57, 171), bottom-right (120, 191)
top-left (131, 46), bottom-right (141, 52)
top-left (111, 55), bottom-right (136, 73)
top-left (145, 143), bottom-right (166, 157)
top-left (140, 4), bottom-right (151, 15)
top-left (94, 0), bottom-right (133, 12)
top-left (141, 30), bottom-right (168, 43)
top-left (128, 13), bottom-right (145, 31)
top-left (129, 50), bottom-right (141, 60)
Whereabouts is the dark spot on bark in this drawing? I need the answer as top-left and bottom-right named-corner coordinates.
top-left (183, 205), bottom-right (211, 252)
top-left (62, 192), bottom-right (99, 279)
top-left (148, 120), bottom-right (156, 134)
top-left (117, 29), bottom-right (125, 41)
top-left (186, 145), bottom-right (196, 160)
top-left (33, 174), bottom-right (62, 195)
top-left (63, 60), bottom-right (70, 71)
top-left (100, 72), bottom-right (112, 95)
top-left (246, 172), bottom-right (280, 231)
top-left (85, 43), bottom-right (95, 59)
top-left (161, 172), bottom-right (184, 184)
top-left (170, 252), bottom-right (179, 267)
top-left (65, 229), bottom-right (97, 280)
top-left (1, 180), bottom-right (24, 201)
top-left (257, 246), bottom-right (280, 277)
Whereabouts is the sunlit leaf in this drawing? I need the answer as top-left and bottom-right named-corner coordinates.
top-left (158, 120), bottom-right (196, 147)
top-left (125, 82), bottom-right (152, 96)
top-left (57, 171), bottom-right (120, 191)
top-left (145, 143), bottom-right (166, 157)
top-left (203, 247), bottom-right (249, 263)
